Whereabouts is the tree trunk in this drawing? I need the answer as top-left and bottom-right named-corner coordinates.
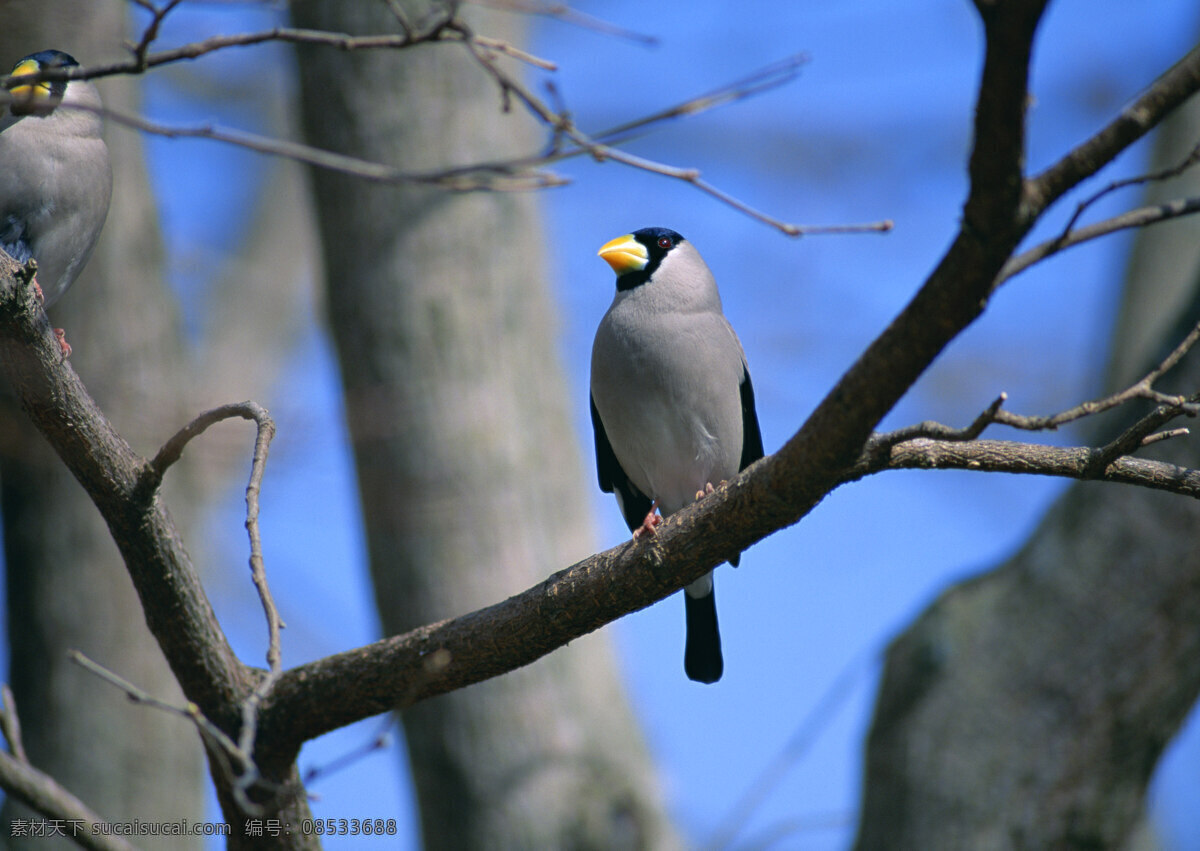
top-left (289, 2), bottom-right (679, 848)
top-left (0, 3), bottom-right (205, 846)
top-left (855, 80), bottom-right (1200, 851)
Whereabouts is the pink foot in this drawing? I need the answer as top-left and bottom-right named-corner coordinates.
top-left (633, 500), bottom-right (661, 539)
top-left (53, 328), bottom-right (71, 359)
top-left (694, 482), bottom-right (716, 501)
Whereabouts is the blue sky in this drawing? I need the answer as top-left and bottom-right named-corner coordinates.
top-left (14, 1), bottom-right (1200, 848)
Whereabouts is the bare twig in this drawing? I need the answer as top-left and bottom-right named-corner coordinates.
top-left (67, 649), bottom-right (286, 815)
top-left (0, 684), bottom-right (28, 764)
top-left (2, 25), bottom-right (885, 234)
top-left (471, 34), bottom-right (556, 70)
top-left (991, 319), bottom-right (1200, 431)
top-left (155, 403), bottom-right (287, 674)
top-left (998, 196), bottom-right (1200, 286)
top-left (872, 394), bottom-right (1009, 453)
top-left (1138, 427), bottom-right (1190, 447)
top-left (875, 319), bottom-right (1200, 472)
top-left (588, 54), bottom-right (812, 148)
top-left (1051, 141), bottom-right (1200, 244)
top-left (234, 405), bottom-right (285, 809)
top-left (456, 32), bottom-right (890, 235)
top-left (147, 401), bottom-right (284, 810)
top-left (92, 103), bottom-right (568, 191)
top-left (301, 718), bottom-right (395, 788)
top-left (467, 0), bottom-right (659, 45)
top-left (870, 315), bottom-right (1200, 484)
top-left (68, 650), bottom-right (243, 764)
top-left (1090, 397), bottom-right (1199, 474)
top-left (128, 0), bottom-right (187, 68)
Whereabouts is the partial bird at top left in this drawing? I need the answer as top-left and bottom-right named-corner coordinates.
top-left (0, 50), bottom-right (112, 349)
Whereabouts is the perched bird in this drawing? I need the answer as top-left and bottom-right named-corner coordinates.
top-left (0, 50), bottom-right (112, 354)
top-left (590, 227), bottom-right (764, 684)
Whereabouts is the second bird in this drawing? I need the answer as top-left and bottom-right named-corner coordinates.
top-left (590, 227), bottom-right (764, 684)
top-left (0, 50), bottom-right (112, 326)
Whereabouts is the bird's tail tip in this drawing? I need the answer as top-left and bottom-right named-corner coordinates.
top-left (684, 589), bottom-right (723, 684)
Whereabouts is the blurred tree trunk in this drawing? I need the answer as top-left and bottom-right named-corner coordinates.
top-left (290, 2), bottom-right (679, 848)
top-left (0, 3), bottom-right (205, 846)
top-left (855, 77), bottom-right (1200, 851)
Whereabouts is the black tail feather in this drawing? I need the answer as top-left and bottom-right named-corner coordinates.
top-left (684, 588), bottom-right (723, 683)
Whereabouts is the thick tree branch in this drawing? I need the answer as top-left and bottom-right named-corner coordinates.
top-left (853, 436), bottom-right (1200, 495)
top-left (760, 0), bottom-right (1049, 530)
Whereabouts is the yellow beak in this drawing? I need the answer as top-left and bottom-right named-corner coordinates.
top-left (8, 59), bottom-right (53, 113)
top-left (597, 234), bottom-right (648, 276)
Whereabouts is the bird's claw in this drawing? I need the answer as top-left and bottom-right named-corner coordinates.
top-left (633, 501), bottom-right (661, 539)
top-left (53, 328), bottom-right (71, 359)
top-left (694, 482), bottom-right (717, 501)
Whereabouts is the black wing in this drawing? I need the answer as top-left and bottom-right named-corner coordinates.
top-left (590, 394), bottom-right (654, 532)
top-left (738, 367), bottom-right (765, 471)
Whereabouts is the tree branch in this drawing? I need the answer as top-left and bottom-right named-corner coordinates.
top-left (1, 20), bottom-right (887, 235)
top-left (998, 195), bottom-right (1200, 286)
top-left (0, 685), bottom-right (138, 851)
top-left (1023, 42), bottom-right (1200, 221)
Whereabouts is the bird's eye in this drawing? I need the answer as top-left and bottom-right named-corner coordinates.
top-left (657, 236), bottom-right (672, 249)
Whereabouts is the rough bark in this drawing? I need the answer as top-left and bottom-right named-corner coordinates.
top-left (289, 2), bottom-right (679, 848)
top-left (855, 45), bottom-right (1200, 851)
top-left (0, 4), bottom-right (204, 846)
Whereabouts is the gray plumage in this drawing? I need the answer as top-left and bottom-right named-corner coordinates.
top-left (590, 227), bottom-right (763, 683)
top-left (0, 50), bottom-right (111, 307)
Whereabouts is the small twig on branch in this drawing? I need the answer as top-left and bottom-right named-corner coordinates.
top-left (471, 34), bottom-right (557, 70)
top-left (991, 319), bottom-right (1200, 432)
top-left (148, 401), bottom-right (285, 808)
top-left (67, 650), bottom-right (242, 766)
top-left (301, 718), bottom-right (395, 789)
top-left (1051, 141), bottom-right (1200, 245)
top-left (872, 394), bottom-right (1009, 453)
top-left (155, 402), bottom-right (287, 674)
top-left (0, 684), bottom-right (28, 764)
top-left (67, 649), bottom-right (286, 815)
top-left (1090, 396), bottom-right (1199, 474)
top-left (94, 102), bottom-right (569, 191)
top-left (468, 0), bottom-right (660, 45)
top-left (1138, 427), bottom-right (1190, 447)
top-left (998, 196), bottom-right (1200, 287)
top-left (875, 320), bottom-right (1200, 471)
top-left (585, 54), bottom-right (811, 148)
top-left (128, 0), bottom-right (186, 68)
top-left (456, 34), bottom-right (891, 235)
